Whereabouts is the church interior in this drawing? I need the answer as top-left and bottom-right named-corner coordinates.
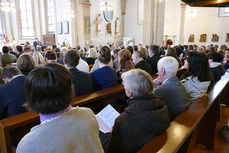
top-left (0, 0), bottom-right (229, 153)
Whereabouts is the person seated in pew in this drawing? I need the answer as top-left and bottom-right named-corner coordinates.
top-left (153, 56), bottom-right (190, 120)
top-left (117, 49), bottom-right (134, 76)
top-left (57, 47), bottom-right (68, 65)
top-left (100, 69), bottom-right (170, 153)
top-left (64, 49), bottom-right (93, 97)
top-left (91, 46), bottom-right (119, 90)
top-left (208, 52), bottom-right (225, 82)
top-left (17, 53), bottom-right (36, 76)
top-left (132, 50), bottom-right (153, 75)
top-left (181, 51), bottom-right (214, 100)
top-left (146, 45), bottom-right (161, 75)
top-left (44, 50), bottom-right (57, 63)
top-left (0, 66), bottom-right (27, 119)
top-left (16, 63), bottom-right (104, 153)
top-left (1, 46), bottom-right (17, 67)
top-left (112, 48), bottom-right (120, 70)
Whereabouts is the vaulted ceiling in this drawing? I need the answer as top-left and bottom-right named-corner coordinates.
top-left (181, 0), bottom-right (229, 7)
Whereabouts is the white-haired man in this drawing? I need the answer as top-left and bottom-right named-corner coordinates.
top-left (154, 56), bottom-right (190, 120)
top-left (101, 69), bottom-right (170, 153)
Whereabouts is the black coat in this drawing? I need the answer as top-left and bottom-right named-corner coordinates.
top-left (106, 95), bottom-right (170, 153)
top-left (69, 68), bottom-right (93, 97)
top-left (135, 60), bottom-right (153, 75)
top-left (146, 54), bottom-right (161, 75)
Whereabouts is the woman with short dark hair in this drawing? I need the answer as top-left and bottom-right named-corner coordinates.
top-left (181, 51), bottom-right (213, 100)
top-left (16, 63), bottom-right (104, 153)
top-left (91, 46), bottom-right (118, 90)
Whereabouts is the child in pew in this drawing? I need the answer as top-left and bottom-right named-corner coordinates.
top-left (99, 69), bottom-right (170, 153)
top-left (16, 63), bottom-right (104, 153)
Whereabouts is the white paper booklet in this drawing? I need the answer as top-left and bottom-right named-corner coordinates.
top-left (95, 104), bottom-right (120, 133)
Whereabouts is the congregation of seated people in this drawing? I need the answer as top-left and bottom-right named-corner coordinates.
top-left (0, 41), bottom-right (228, 153)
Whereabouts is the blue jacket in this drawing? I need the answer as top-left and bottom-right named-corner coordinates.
top-left (91, 66), bottom-right (119, 90)
top-left (0, 75), bottom-right (27, 119)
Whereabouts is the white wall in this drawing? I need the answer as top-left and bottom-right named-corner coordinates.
top-left (164, 0), bottom-right (229, 46)
top-left (124, 0), bottom-right (143, 45)
top-left (55, 0), bottom-right (73, 46)
top-left (164, 0), bottom-right (181, 45)
top-left (184, 7), bottom-right (229, 46)
top-left (90, 0), bottom-right (123, 46)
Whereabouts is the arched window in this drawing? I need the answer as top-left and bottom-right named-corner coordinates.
top-left (219, 7), bottom-right (229, 17)
top-left (47, 0), bottom-right (56, 32)
top-left (224, 7), bottom-right (229, 15)
top-left (18, 0), bottom-right (35, 37)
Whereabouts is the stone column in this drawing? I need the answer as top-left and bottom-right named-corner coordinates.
top-left (155, 0), bottom-right (165, 46)
top-left (74, 0), bottom-right (91, 48)
top-left (143, 0), bottom-right (165, 46)
top-left (179, 3), bottom-right (186, 45)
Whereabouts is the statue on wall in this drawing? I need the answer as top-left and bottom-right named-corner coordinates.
top-left (115, 18), bottom-right (120, 35)
top-left (107, 23), bottom-right (112, 35)
top-left (200, 34), bottom-right (207, 42)
top-left (188, 34), bottom-right (194, 42)
top-left (96, 14), bottom-right (103, 35)
top-left (211, 33), bottom-right (219, 42)
top-left (226, 33), bottom-right (229, 42)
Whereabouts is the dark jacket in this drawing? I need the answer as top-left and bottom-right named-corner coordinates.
top-left (146, 54), bottom-right (161, 75)
top-left (154, 76), bottom-right (190, 120)
top-left (91, 66), bottom-right (119, 90)
top-left (0, 76), bottom-right (27, 119)
top-left (106, 95), bottom-right (170, 153)
top-left (211, 65), bottom-right (225, 82)
top-left (135, 60), bottom-right (153, 75)
top-left (69, 68), bottom-right (93, 97)
top-left (57, 57), bottom-right (64, 65)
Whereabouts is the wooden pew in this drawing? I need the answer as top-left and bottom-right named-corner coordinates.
top-left (0, 74), bottom-right (158, 153)
top-left (138, 74), bottom-right (229, 153)
top-left (2, 73), bottom-right (225, 153)
top-left (0, 74), bottom-right (159, 153)
top-left (0, 85), bottom-right (125, 153)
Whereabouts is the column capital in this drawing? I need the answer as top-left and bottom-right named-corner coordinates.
top-left (79, 2), bottom-right (91, 7)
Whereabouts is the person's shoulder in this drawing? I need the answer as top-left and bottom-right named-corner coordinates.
top-left (16, 126), bottom-right (40, 153)
top-left (72, 107), bottom-right (94, 115)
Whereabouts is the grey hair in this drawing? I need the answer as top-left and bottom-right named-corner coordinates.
top-left (157, 56), bottom-right (179, 77)
top-left (121, 69), bottom-right (153, 97)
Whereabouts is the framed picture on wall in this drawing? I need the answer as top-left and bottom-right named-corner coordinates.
top-left (63, 21), bottom-right (69, 34)
top-left (57, 22), bottom-right (62, 34)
